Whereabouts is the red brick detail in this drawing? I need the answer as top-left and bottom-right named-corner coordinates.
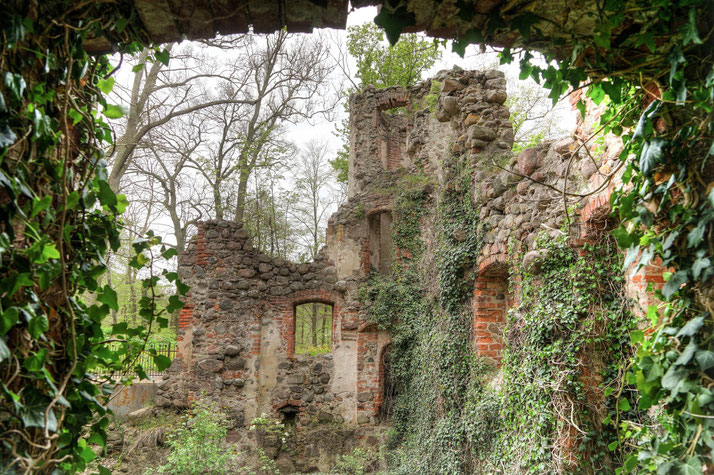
top-left (356, 331), bottom-right (381, 417)
top-left (178, 303), bottom-right (194, 329)
top-left (473, 255), bottom-right (509, 365)
top-left (195, 228), bottom-right (209, 266)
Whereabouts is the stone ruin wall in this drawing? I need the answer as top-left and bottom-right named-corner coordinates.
top-left (157, 68), bottom-right (665, 439)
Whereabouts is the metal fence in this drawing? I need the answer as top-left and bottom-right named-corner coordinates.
top-left (95, 341), bottom-right (176, 379)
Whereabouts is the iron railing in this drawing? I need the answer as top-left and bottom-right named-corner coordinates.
top-left (94, 341), bottom-right (176, 379)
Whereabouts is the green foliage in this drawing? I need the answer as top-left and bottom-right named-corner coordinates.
top-left (362, 153), bottom-right (488, 474)
top-left (0, 3), bottom-right (186, 472)
top-left (373, 0), bottom-right (714, 469)
top-left (332, 23), bottom-right (443, 182)
top-left (331, 448), bottom-right (378, 475)
top-left (347, 23), bottom-right (442, 90)
top-left (156, 399), bottom-right (234, 475)
top-left (294, 302), bottom-right (332, 354)
top-left (488, 235), bottom-right (641, 473)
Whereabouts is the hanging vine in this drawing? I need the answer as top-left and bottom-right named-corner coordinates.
top-left (0, 2), bottom-right (184, 472)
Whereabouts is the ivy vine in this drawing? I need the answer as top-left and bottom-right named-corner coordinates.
top-left (0, 3), bottom-right (184, 472)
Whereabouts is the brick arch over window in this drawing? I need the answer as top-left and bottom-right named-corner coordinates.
top-left (473, 254), bottom-right (510, 364)
top-left (269, 289), bottom-right (345, 358)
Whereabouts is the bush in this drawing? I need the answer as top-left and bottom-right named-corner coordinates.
top-left (155, 399), bottom-right (234, 474)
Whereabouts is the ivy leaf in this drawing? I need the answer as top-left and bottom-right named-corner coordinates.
top-left (512, 14), bottom-right (539, 40)
top-left (630, 330), bottom-right (644, 344)
top-left (618, 398), bottom-right (631, 411)
top-left (103, 104), bottom-right (128, 119)
top-left (674, 341), bottom-right (697, 366)
top-left (687, 220), bottom-right (706, 248)
top-left (154, 48), bottom-right (170, 66)
top-left (623, 244), bottom-right (639, 270)
top-left (661, 365), bottom-right (687, 391)
top-left (680, 8), bottom-right (702, 46)
top-left (639, 138), bottom-right (667, 176)
top-left (132, 63), bottom-right (145, 73)
top-left (662, 270), bottom-right (687, 299)
top-left (1, 307), bottom-right (19, 335)
top-left (98, 180), bottom-right (117, 208)
top-left (695, 350), bottom-right (714, 371)
top-left (176, 280), bottom-right (190, 296)
top-left (68, 108), bottom-right (83, 126)
top-left (676, 315), bottom-right (705, 338)
top-left (452, 29), bottom-right (483, 57)
top-left (692, 257), bottom-right (710, 279)
top-left (21, 403), bottom-right (58, 432)
top-left (588, 84), bottom-right (605, 105)
top-left (166, 295), bottom-right (184, 313)
top-left (98, 285), bottom-right (118, 311)
top-left (153, 354), bottom-right (172, 372)
top-left (374, 8), bottom-right (415, 45)
top-left (27, 314), bottom-right (49, 338)
top-left (0, 338), bottom-right (10, 363)
top-left (96, 77), bottom-right (115, 95)
top-left (4, 72), bottom-right (26, 99)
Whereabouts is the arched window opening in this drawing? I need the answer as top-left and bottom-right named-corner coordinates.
top-left (294, 302), bottom-right (333, 355)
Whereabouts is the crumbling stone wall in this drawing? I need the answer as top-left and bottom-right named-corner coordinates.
top-left (160, 68), bottom-right (663, 447)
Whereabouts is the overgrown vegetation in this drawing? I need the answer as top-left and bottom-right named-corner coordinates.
top-left (484, 235), bottom-right (642, 473)
top-left (377, 0), bottom-right (714, 470)
top-left (0, 4), bottom-right (188, 472)
top-left (362, 154), bottom-right (486, 474)
top-left (152, 399), bottom-right (233, 475)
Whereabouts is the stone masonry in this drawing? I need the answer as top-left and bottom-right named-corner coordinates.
top-left (158, 67), bottom-right (663, 437)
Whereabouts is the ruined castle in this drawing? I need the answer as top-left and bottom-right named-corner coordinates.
top-left (154, 68), bottom-right (663, 470)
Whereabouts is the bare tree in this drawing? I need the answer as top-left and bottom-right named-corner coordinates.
top-left (190, 31), bottom-right (338, 225)
top-left (290, 140), bottom-right (340, 261)
top-left (108, 44), bottom-right (256, 191)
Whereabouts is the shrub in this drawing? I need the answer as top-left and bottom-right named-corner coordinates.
top-left (155, 399), bottom-right (234, 474)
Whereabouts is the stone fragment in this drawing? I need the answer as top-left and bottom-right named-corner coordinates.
top-left (464, 113), bottom-right (479, 127)
top-left (441, 78), bottom-right (464, 93)
top-left (258, 263), bottom-right (272, 274)
top-left (553, 137), bottom-right (575, 155)
top-left (485, 69), bottom-right (505, 79)
top-left (485, 90), bottom-right (507, 104)
top-left (357, 415), bottom-right (370, 424)
top-left (238, 268), bottom-right (255, 278)
top-left (468, 125), bottom-right (496, 142)
top-left (516, 181), bottom-right (529, 195)
top-left (517, 148), bottom-right (539, 176)
top-left (357, 392), bottom-right (373, 402)
top-left (442, 96), bottom-right (460, 116)
top-left (523, 249), bottom-right (549, 274)
top-left (453, 228), bottom-right (467, 242)
top-left (225, 356), bottom-right (247, 371)
top-left (197, 358), bottom-right (223, 373)
top-left (225, 345), bottom-right (240, 356)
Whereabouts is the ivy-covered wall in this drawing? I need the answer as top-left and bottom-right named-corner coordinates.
top-left (358, 68), bottom-right (658, 473)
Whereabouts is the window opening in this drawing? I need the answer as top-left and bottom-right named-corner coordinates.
top-left (279, 405), bottom-right (299, 430)
top-left (294, 302), bottom-right (333, 355)
top-left (368, 211), bottom-right (393, 275)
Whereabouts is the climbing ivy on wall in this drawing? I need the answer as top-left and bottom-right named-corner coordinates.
top-left (362, 155), bottom-right (487, 474)
top-left (490, 235), bottom-right (641, 473)
top-left (376, 0), bottom-right (713, 470)
top-left (0, 3), bottom-right (185, 472)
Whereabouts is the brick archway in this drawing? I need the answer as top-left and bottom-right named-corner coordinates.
top-left (473, 254), bottom-right (510, 364)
